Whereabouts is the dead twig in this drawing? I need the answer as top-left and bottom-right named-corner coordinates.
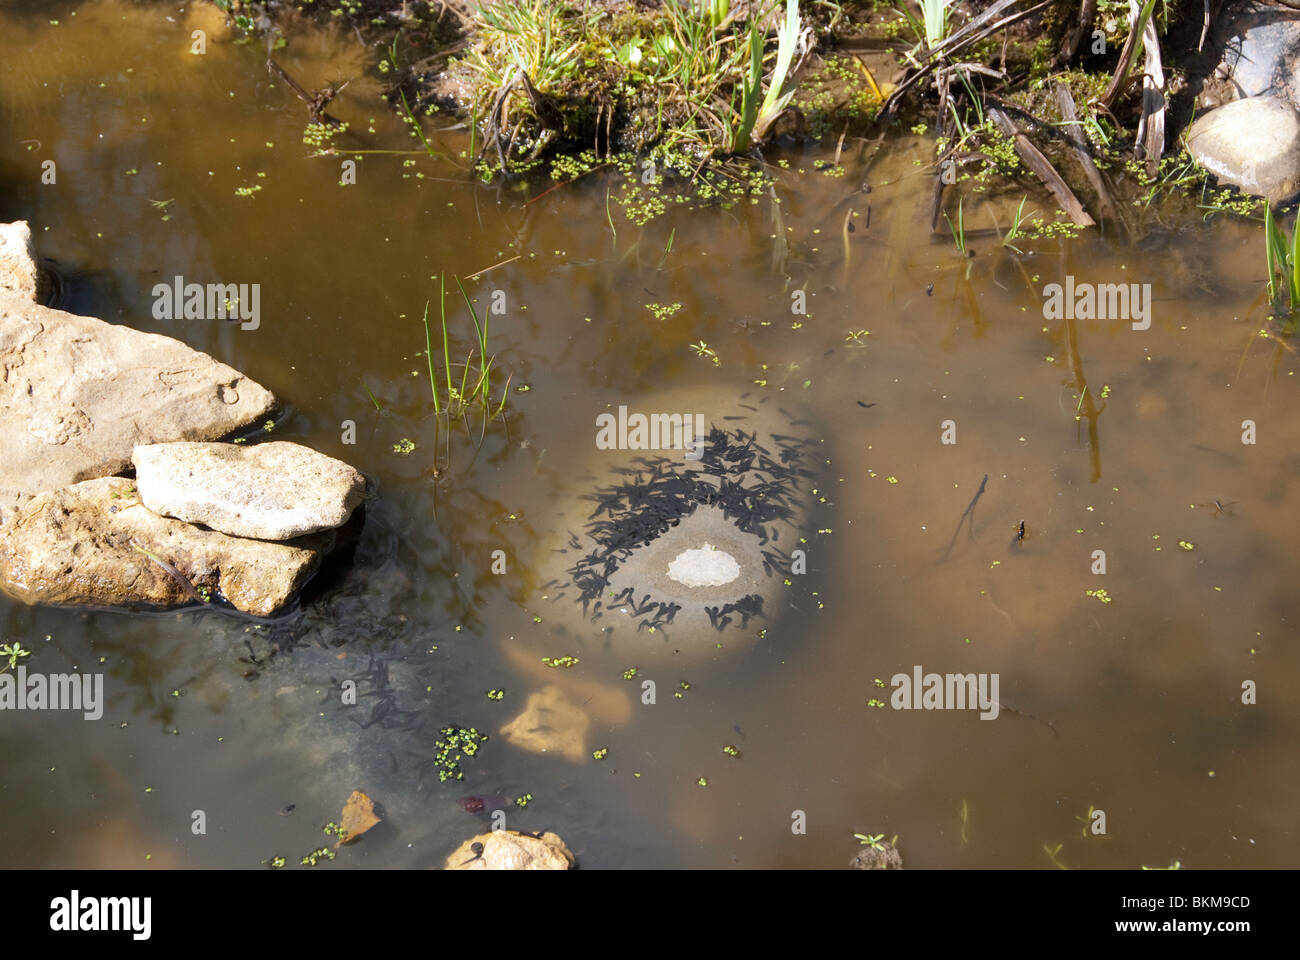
top-left (1054, 82), bottom-right (1118, 221)
top-left (1056, 0), bottom-right (1098, 67)
top-left (1132, 0), bottom-right (1167, 175)
top-left (266, 58), bottom-right (349, 126)
top-left (987, 104), bottom-right (1095, 227)
top-left (882, 0), bottom-right (1060, 121)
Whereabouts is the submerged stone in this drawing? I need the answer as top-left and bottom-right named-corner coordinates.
top-left (534, 389), bottom-right (822, 661)
top-left (445, 830), bottom-right (574, 870)
top-left (498, 684), bottom-right (590, 762)
top-left (1186, 97), bottom-right (1300, 203)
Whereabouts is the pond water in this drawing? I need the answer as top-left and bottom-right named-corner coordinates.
top-left (1, 0), bottom-right (1296, 869)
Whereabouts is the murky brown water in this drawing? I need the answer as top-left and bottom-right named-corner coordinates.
top-left (1, 0), bottom-right (1297, 869)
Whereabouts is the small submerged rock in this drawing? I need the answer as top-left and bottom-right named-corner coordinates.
top-left (445, 830), bottom-right (575, 870)
top-left (850, 840), bottom-right (903, 870)
top-left (133, 440), bottom-right (365, 541)
top-left (537, 388), bottom-right (821, 661)
top-left (0, 476), bottom-right (328, 616)
top-left (499, 684), bottom-right (590, 763)
top-left (1186, 97), bottom-right (1300, 203)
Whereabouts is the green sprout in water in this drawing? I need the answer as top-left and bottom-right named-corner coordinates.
top-left (515, 793), bottom-right (533, 808)
top-left (689, 340), bottom-right (720, 366)
top-left (854, 832), bottom-right (887, 851)
top-left (486, 689), bottom-right (505, 701)
top-left (541, 656), bottom-right (580, 669)
top-left (622, 667), bottom-right (639, 680)
top-left (1043, 841), bottom-right (1068, 870)
top-left (593, 748), bottom-right (609, 760)
top-left (1, 642), bottom-right (32, 671)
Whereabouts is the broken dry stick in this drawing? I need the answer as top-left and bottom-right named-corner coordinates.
top-left (987, 106), bottom-right (1094, 228)
top-left (1054, 83), bottom-right (1117, 221)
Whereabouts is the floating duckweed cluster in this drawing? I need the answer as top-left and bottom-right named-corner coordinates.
top-left (433, 725), bottom-right (489, 782)
top-left (541, 655), bottom-right (580, 669)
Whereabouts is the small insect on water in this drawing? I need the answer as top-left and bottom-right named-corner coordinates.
top-left (1013, 520), bottom-right (1026, 546)
top-left (1193, 498), bottom-right (1236, 519)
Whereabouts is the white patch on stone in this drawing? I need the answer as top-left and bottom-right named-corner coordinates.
top-left (666, 543), bottom-right (741, 587)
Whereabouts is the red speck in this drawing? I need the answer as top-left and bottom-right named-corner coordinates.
top-left (458, 796), bottom-right (485, 814)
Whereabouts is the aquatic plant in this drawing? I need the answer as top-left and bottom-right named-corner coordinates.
top-left (1, 641), bottom-right (31, 672)
top-left (1263, 204), bottom-right (1300, 316)
top-left (944, 196), bottom-right (966, 256)
top-left (433, 725), bottom-right (489, 783)
top-left (730, 0), bottom-right (801, 153)
top-left (418, 274), bottom-right (511, 421)
top-left (901, 0), bottom-right (952, 53)
top-left (854, 832), bottom-right (887, 850)
top-left (1000, 195), bottom-right (1028, 253)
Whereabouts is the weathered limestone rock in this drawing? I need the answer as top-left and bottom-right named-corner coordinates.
top-left (0, 294), bottom-right (276, 517)
top-left (133, 441), bottom-right (365, 540)
top-left (499, 684), bottom-right (590, 763)
top-left (0, 477), bottom-right (326, 616)
top-left (445, 830), bottom-right (575, 870)
top-left (1186, 97), bottom-right (1300, 203)
top-left (0, 221), bottom-right (45, 302)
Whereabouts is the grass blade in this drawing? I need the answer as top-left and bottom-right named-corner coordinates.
top-left (439, 274), bottom-right (453, 406)
top-left (421, 299), bottom-right (441, 415)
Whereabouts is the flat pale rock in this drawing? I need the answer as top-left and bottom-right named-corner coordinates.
top-left (133, 441), bottom-right (365, 540)
top-left (499, 684), bottom-right (590, 763)
top-left (0, 294), bottom-right (276, 518)
top-left (0, 222), bottom-right (45, 303)
top-left (0, 476), bottom-right (327, 616)
top-left (1187, 97), bottom-right (1300, 203)
top-left (445, 830), bottom-right (575, 870)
